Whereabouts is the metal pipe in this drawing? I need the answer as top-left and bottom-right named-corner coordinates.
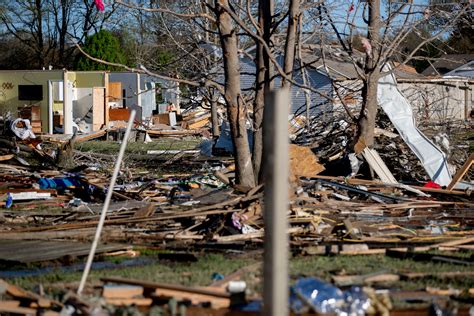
top-left (77, 110), bottom-right (136, 295)
top-left (263, 88), bottom-right (290, 315)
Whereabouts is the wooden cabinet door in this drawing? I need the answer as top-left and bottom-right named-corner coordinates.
top-left (92, 88), bottom-right (105, 131)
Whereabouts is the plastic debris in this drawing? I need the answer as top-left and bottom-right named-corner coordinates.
top-left (290, 277), bottom-right (370, 315)
top-left (4, 193), bottom-right (13, 209)
top-left (94, 0), bottom-right (104, 11)
top-left (211, 273), bottom-right (224, 281)
top-left (11, 118), bottom-right (36, 140)
top-left (227, 281), bottom-right (246, 294)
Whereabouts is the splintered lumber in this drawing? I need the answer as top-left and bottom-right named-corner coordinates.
top-left (147, 150), bottom-right (200, 155)
top-left (0, 240), bottom-right (129, 264)
top-left (0, 302), bottom-right (37, 315)
top-left (332, 272), bottom-right (400, 286)
top-left (0, 154), bottom-right (14, 161)
top-left (102, 285), bottom-right (144, 299)
top-left (362, 147), bottom-right (398, 184)
top-left (311, 175), bottom-right (470, 196)
top-left (104, 298), bottom-right (153, 306)
top-left (150, 289), bottom-right (229, 309)
top-left (101, 277), bottom-right (230, 299)
top-left (0, 227), bottom-right (118, 241)
top-left (182, 113), bottom-right (211, 129)
top-left (0, 279), bottom-right (62, 308)
top-left (75, 129), bottom-right (107, 143)
top-left (101, 277), bottom-right (230, 308)
top-left (301, 244), bottom-right (385, 256)
top-left (430, 236), bottom-right (474, 249)
top-left (447, 153), bottom-right (474, 190)
top-left (147, 129), bottom-right (201, 137)
top-left (215, 227), bottom-right (303, 243)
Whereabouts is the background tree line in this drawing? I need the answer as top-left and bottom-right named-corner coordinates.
top-left (0, 1), bottom-right (471, 72)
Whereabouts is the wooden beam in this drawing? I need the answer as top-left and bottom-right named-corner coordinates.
top-left (447, 153), bottom-right (474, 190)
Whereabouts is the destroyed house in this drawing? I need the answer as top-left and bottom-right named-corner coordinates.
top-left (444, 60), bottom-right (474, 79)
top-left (298, 49), bottom-right (474, 122)
top-left (214, 54), bottom-right (334, 117)
top-left (421, 54), bottom-right (474, 76)
top-left (0, 70), bottom-right (108, 134)
top-left (108, 72), bottom-right (179, 122)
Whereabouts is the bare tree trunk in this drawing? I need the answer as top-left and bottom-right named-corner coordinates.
top-left (252, 0), bottom-right (274, 184)
top-left (355, 0), bottom-right (380, 149)
top-left (282, 0), bottom-right (299, 89)
top-left (35, 0), bottom-right (45, 68)
top-left (58, 0), bottom-right (70, 66)
top-left (215, 0), bottom-right (256, 187)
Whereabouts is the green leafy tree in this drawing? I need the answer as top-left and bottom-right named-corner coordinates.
top-left (74, 29), bottom-right (126, 70)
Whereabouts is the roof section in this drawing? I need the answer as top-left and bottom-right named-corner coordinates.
top-left (444, 60), bottom-right (474, 78)
top-left (421, 54), bottom-right (474, 76)
top-left (300, 46), bottom-right (424, 80)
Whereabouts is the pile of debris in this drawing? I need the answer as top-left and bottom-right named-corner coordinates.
top-left (0, 100), bottom-right (473, 314)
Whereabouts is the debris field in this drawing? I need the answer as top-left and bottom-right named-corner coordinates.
top-left (0, 107), bottom-right (473, 315)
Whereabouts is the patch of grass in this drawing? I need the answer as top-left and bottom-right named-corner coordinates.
top-left (8, 252), bottom-right (474, 309)
top-left (289, 254), bottom-right (474, 290)
top-left (76, 138), bottom-right (202, 156)
top-left (10, 253), bottom-right (255, 292)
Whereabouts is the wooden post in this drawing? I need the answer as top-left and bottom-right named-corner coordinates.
top-left (263, 88), bottom-right (290, 315)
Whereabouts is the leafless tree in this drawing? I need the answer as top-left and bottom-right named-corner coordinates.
top-left (311, 0), bottom-right (470, 149)
top-left (0, 0), bottom-right (119, 68)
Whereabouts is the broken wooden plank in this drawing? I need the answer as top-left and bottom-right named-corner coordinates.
top-left (102, 285), bottom-right (144, 299)
top-left (214, 227), bottom-right (302, 243)
top-left (362, 147), bottom-right (398, 184)
top-left (151, 289), bottom-right (229, 309)
top-left (310, 175), bottom-right (470, 196)
top-left (0, 240), bottom-right (130, 264)
top-left (101, 277), bottom-right (230, 302)
top-left (0, 279), bottom-right (61, 308)
top-left (430, 236), bottom-right (474, 249)
top-left (332, 272), bottom-right (400, 286)
top-left (0, 302), bottom-right (37, 315)
top-left (447, 153), bottom-right (474, 190)
top-left (75, 129), bottom-right (107, 143)
top-left (105, 298), bottom-right (152, 306)
top-left (147, 129), bottom-right (201, 137)
top-left (147, 150), bottom-right (200, 155)
top-left (0, 154), bottom-right (14, 162)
